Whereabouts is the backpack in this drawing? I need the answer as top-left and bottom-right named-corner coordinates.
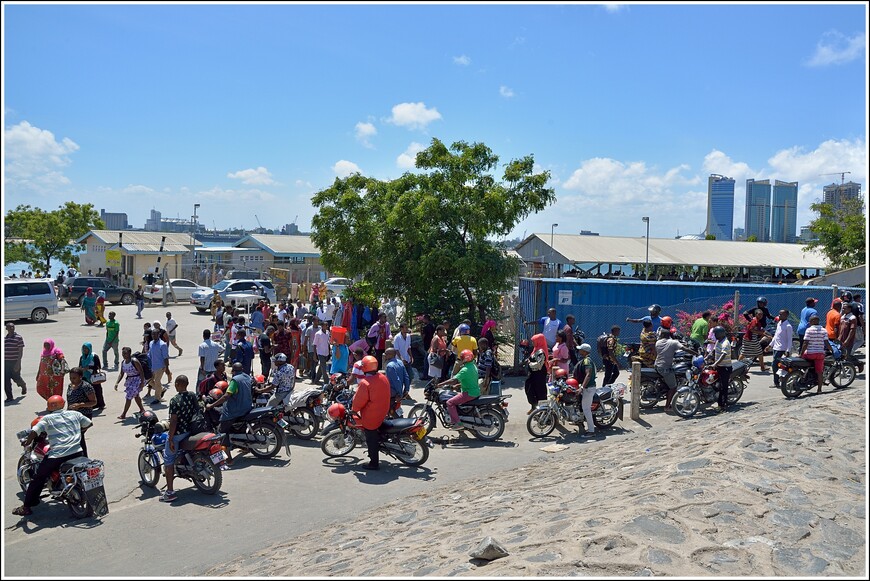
top-left (133, 351), bottom-right (153, 380)
top-left (490, 357), bottom-right (502, 380)
top-left (597, 333), bottom-right (610, 358)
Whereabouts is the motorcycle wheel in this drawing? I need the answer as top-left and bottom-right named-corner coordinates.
top-left (407, 404), bottom-right (436, 437)
top-left (780, 371), bottom-right (804, 399)
top-left (672, 390), bottom-right (700, 418)
top-left (391, 436), bottom-right (429, 466)
top-left (321, 431), bottom-right (357, 457)
top-left (831, 362), bottom-right (857, 388)
top-left (526, 408), bottom-right (558, 437)
top-left (248, 422), bottom-right (282, 458)
top-left (727, 380), bottom-right (745, 405)
top-left (472, 408), bottom-right (506, 442)
top-left (137, 450), bottom-right (161, 488)
top-left (289, 407), bottom-right (319, 440)
top-left (191, 453), bottom-right (222, 494)
top-left (16, 456), bottom-right (34, 493)
top-left (639, 381), bottom-right (660, 409)
top-left (593, 401), bottom-right (619, 428)
top-left (67, 484), bottom-right (93, 519)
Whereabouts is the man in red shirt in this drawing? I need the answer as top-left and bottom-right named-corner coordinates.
top-left (351, 356), bottom-right (391, 470)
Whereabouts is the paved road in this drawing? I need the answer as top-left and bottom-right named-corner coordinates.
top-left (3, 302), bottom-right (864, 576)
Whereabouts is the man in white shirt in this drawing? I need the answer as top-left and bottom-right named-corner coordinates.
top-left (277, 302), bottom-right (288, 324)
top-left (313, 321), bottom-right (331, 384)
top-left (198, 329), bottom-right (224, 386)
top-left (392, 322), bottom-right (414, 381)
top-left (770, 309), bottom-right (793, 388)
top-left (165, 312), bottom-right (183, 356)
top-left (525, 308), bottom-right (562, 349)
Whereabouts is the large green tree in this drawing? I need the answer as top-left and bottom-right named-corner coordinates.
top-left (804, 198), bottom-right (866, 271)
top-left (4, 202), bottom-right (104, 273)
top-left (311, 138), bottom-right (555, 325)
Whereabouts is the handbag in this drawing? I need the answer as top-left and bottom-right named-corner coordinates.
top-left (90, 372), bottom-right (107, 384)
top-left (427, 351), bottom-right (444, 368)
top-left (51, 357), bottom-right (71, 376)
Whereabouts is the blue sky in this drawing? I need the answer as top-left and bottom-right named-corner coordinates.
top-left (3, 2), bottom-right (867, 241)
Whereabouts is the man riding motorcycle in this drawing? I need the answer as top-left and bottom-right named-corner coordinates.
top-left (266, 353), bottom-right (296, 408)
top-left (205, 362), bottom-right (254, 465)
top-left (438, 349), bottom-right (479, 430)
top-left (350, 355), bottom-right (391, 470)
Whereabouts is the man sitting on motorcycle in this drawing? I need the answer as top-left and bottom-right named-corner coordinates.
top-left (266, 353), bottom-right (296, 408)
top-left (162, 375), bottom-right (206, 503)
top-left (13, 395), bottom-right (92, 517)
top-left (655, 326), bottom-right (682, 412)
top-left (438, 349), bottom-right (479, 430)
top-left (205, 362), bottom-right (253, 465)
top-left (351, 355), bottom-right (391, 470)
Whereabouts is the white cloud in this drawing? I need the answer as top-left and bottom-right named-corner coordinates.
top-left (387, 102), bottom-right (442, 130)
top-left (354, 122), bottom-right (377, 148)
top-left (499, 85), bottom-right (515, 98)
top-left (227, 166), bottom-right (275, 185)
top-left (295, 179), bottom-right (314, 189)
top-left (453, 55), bottom-right (471, 66)
top-left (121, 184), bottom-right (158, 196)
top-left (4, 121), bottom-right (79, 193)
top-left (806, 31), bottom-right (866, 67)
top-left (603, 4), bottom-right (624, 12)
top-left (333, 160), bottom-right (361, 178)
top-left (197, 186), bottom-right (277, 203)
top-left (396, 142), bottom-right (425, 169)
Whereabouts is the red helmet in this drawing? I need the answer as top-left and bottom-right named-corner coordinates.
top-left (209, 388), bottom-right (224, 400)
top-left (554, 368), bottom-right (568, 379)
top-left (215, 381), bottom-right (229, 390)
top-left (327, 403), bottom-right (347, 420)
top-left (566, 378), bottom-right (580, 389)
top-left (255, 374), bottom-right (266, 384)
top-left (47, 395), bottom-right (65, 411)
top-left (660, 316), bottom-right (673, 329)
top-left (459, 349), bottom-right (475, 363)
top-left (31, 416), bottom-right (42, 428)
top-left (361, 355), bottom-right (378, 373)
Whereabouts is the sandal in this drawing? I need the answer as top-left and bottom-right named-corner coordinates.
top-left (12, 506), bottom-right (32, 517)
top-left (117, 415), bottom-right (126, 420)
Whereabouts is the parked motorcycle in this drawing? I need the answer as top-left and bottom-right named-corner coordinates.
top-left (778, 341), bottom-right (856, 398)
top-left (202, 394), bottom-right (285, 459)
top-left (134, 411), bottom-right (225, 494)
top-left (255, 385), bottom-right (325, 441)
top-left (16, 424), bottom-right (108, 519)
top-left (672, 357), bottom-right (746, 418)
top-left (407, 379), bottom-right (510, 441)
top-left (527, 379), bottom-right (625, 437)
top-left (320, 403), bottom-right (431, 466)
top-left (638, 347), bottom-right (696, 409)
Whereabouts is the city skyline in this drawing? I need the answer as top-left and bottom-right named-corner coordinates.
top-left (3, 3), bottom-right (867, 241)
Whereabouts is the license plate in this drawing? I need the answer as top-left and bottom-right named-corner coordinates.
top-left (278, 419), bottom-right (288, 428)
top-left (87, 466), bottom-right (103, 479)
top-left (81, 473), bottom-right (104, 491)
top-left (210, 450), bottom-right (227, 464)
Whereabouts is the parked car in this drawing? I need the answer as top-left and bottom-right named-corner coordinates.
top-left (4, 279), bottom-right (59, 323)
top-left (323, 277), bottom-right (352, 298)
top-left (143, 278), bottom-right (212, 302)
top-left (190, 279), bottom-right (276, 312)
top-left (63, 277), bottom-right (135, 307)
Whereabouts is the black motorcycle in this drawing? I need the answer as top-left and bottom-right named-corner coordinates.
top-left (672, 361), bottom-right (746, 418)
top-left (778, 341), bottom-right (857, 398)
top-left (202, 396), bottom-right (285, 459)
top-left (408, 379), bottom-right (511, 441)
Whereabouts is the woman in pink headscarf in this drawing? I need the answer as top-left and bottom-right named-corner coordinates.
top-left (36, 339), bottom-right (67, 400)
top-left (523, 333), bottom-right (550, 414)
top-left (481, 319), bottom-right (497, 350)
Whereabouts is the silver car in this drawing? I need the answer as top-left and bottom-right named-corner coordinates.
top-left (190, 279), bottom-right (276, 312)
top-left (143, 278), bottom-right (211, 302)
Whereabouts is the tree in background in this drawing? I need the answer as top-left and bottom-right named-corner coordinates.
top-left (804, 198), bottom-right (865, 271)
top-left (311, 138), bottom-right (555, 326)
top-left (4, 202), bottom-right (104, 274)
top-left (705, 234), bottom-right (716, 240)
top-left (746, 235), bottom-right (758, 242)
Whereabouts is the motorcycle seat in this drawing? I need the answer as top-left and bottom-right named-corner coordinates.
top-left (730, 360), bottom-right (748, 375)
top-left (464, 395), bottom-right (504, 406)
top-left (181, 432), bottom-right (215, 450)
top-left (61, 457), bottom-right (92, 471)
top-left (781, 357), bottom-right (812, 368)
top-left (242, 407), bottom-right (276, 422)
top-left (379, 418), bottom-right (417, 433)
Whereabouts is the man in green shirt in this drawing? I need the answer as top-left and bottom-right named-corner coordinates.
top-left (102, 311), bottom-right (120, 370)
top-left (572, 343), bottom-right (597, 437)
top-left (690, 311), bottom-right (711, 347)
top-left (438, 349), bottom-right (480, 429)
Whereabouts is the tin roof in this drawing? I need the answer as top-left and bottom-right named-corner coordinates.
top-left (78, 230), bottom-right (200, 249)
top-left (234, 234), bottom-right (320, 256)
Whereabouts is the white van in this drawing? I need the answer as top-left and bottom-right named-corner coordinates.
top-left (3, 279), bottom-right (59, 323)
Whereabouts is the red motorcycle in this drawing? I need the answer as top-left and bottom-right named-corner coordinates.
top-left (320, 404), bottom-right (431, 466)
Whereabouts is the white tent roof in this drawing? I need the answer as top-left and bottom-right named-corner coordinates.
top-left (516, 233), bottom-right (828, 269)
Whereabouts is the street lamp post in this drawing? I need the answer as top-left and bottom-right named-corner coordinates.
top-left (192, 203), bottom-right (200, 278)
top-left (551, 223), bottom-right (559, 278)
top-left (642, 216), bottom-right (650, 280)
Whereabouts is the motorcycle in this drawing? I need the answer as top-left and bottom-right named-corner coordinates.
top-left (672, 357), bottom-right (746, 418)
top-left (407, 379), bottom-right (510, 442)
top-left (638, 341), bottom-right (697, 409)
top-left (133, 411), bottom-right (226, 494)
top-left (255, 385), bottom-right (325, 441)
top-left (16, 425), bottom-right (108, 519)
top-left (526, 379), bottom-right (626, 437)
top-left (778, 341), bottom-right (857, 398)
top-left (320, 404), bottom-right (431, 466)
top-left (202, 394), bottom-right (285, 459)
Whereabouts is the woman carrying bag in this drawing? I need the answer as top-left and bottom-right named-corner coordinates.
top-left (79, 342), bottom-right (106, 411)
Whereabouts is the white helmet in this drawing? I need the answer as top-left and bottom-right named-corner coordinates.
top-left (578, 343), bottom-right (592, 353)
top-left (274, 353), bottom-right (287, 363)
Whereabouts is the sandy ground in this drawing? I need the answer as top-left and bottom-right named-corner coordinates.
top-left (209, 388), bottom-right (866, 577)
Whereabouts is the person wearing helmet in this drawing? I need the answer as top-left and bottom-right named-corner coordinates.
top-left (524, 307), bottom-right (562, 350)
top-left (438, 349), bottom-right (480, 430)
top-left (115, 346), bottom-right (147, 420)
top-left (451, 323), bottom-right (478, 376)
top-left (744, 297), bottom-right (772, 326)
top-left (205, 362), bottom-right (253, 465)
top-left (572, 344), bottom-right (596, 437)
top-left (351, 355), bottom-right (390, 470)
top-left (626, 305), bottom-right (663, 332)
top-left (267, 352), bottom-right (296, 408)
top-left (711, 326), bottom-right (733, 412)
top-left (13, 395), bottom-right (93, 517)
top-left (654, 327), bottom-right (681, 412)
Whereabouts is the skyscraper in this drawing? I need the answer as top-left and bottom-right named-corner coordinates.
top-left (745, 179), bottom-right (771, 242)
top-left (771, 180), bottom-right (798, 243)
top-left (706, 174), bottom-right (735, 240)
top-left (823, 181), bottom-right (862, 210)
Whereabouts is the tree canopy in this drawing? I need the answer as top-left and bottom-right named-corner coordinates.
top-left (4, 202), bottom-right (104, 273)
top-left (310, 138), bottom-right (555, 325)
top-left (804, 198), bottom-right (866, 271)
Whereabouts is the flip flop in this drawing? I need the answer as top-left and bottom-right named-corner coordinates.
top-left (12, 506), bottom-right (32, 516)
top-left (117, 415), bottom-right (126, 420)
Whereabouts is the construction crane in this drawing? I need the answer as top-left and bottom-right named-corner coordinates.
top-left (255, 215), bottom-right (264, 229)
top-left (819, 171), bottom-right (851, 185)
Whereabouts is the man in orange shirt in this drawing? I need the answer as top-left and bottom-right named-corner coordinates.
top-left (826, 299), bottom-right (842, 340)
top-left (351, 355), bottom-right (391, 470)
